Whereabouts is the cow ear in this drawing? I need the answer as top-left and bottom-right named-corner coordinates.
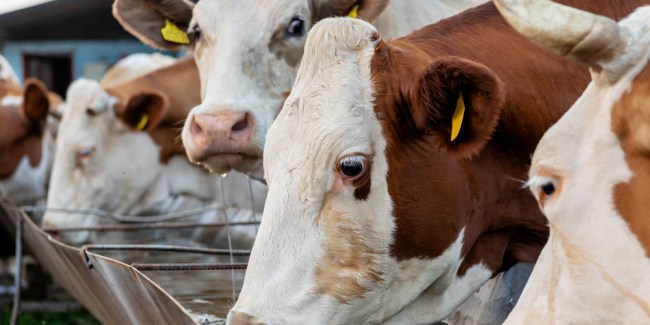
top-left (412, 56), bottom-right (505, 157)
top-left (313, 0), bottom-right (389, 21)
top-left (113, 0), bottom-right (194, 50)
top-left (22, 78), bottom-right (50, 131)
top-left (120, 92), bottom-right (168, 131)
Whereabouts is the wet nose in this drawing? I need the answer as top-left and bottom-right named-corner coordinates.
top-left (228, 311), bottom-right (262, 325)
top-left (189, 111), bottom-right (253, 146)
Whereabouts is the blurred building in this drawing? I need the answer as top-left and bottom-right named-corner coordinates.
top-left (0, 0), bottom-right (179, 97)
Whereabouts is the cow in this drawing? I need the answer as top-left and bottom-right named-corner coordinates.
top-left (0, 77), bottom-right (59, 200)
top-left (491, 1), bottom-right (650, 323)
top-left (225, 1), bottom-right (649, 324)
top-left (112, 0), bottom-right (487, 181)
top-left (42, 58), bottom-right (267, 246)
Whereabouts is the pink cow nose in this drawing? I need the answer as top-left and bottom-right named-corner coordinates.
top-left (189, 111), bottom-right (253, 145)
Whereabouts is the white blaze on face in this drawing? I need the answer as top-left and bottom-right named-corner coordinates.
top-left (229, 18), bottom-right (491, 325)
top-left (43, 79), bottom-right (163, 244)
top-left (512, 7), bottom-right (650, 324)
top-left (181, 0), bottom-right (308, 177)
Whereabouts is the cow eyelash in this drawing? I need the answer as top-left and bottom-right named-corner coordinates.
top-left (337, 154), bottom-right (369, 181)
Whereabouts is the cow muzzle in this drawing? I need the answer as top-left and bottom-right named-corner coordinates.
top-left (182, 109), bottom-right (260, 174)
top-left (227, 311), bottom-right (265, 325)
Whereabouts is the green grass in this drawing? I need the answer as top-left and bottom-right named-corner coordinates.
top-left (0, 306), bottom-right (99, 325)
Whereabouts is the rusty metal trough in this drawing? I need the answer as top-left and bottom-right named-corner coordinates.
top-left (1, 200), bottom-right (210, 324)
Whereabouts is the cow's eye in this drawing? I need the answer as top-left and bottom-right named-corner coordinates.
top-left (189, 24), bottom-right (201, 42)
top-left (527, 174), bottom-right (562, 208)
top-left (339, 155), bottom-right (366, 178)
top-left (286, 17), bottom-right (305, 37)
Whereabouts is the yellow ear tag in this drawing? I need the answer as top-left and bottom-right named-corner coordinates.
top-left (161, 19), bottom-right (190, 44)
top-left (347, 4), bottom-right (360, 18)
top-left (136, 114), bottom-right (149, 131)
top-left (450, 92), bottom-right (465, 142)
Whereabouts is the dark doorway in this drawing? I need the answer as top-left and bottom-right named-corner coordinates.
top-left (23, 53), bottom-right (73, 98)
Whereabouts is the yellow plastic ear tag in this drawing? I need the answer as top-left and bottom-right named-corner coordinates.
top-left (347, 4), bottom-right (360, 18)
top-left (136, 114), bottom-right (149, 131)
top-left (450, 92), bottom-right (465, 142)
top-left (161, 19), bottom-right (190, 44)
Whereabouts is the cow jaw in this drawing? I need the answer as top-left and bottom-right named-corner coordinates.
top-left (181, 0), bottom-right (305, 178)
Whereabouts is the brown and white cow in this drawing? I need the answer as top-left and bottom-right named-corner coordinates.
top-left (42, 58), bottom-right (267, 246)
top-left (99, 52), bottom-right (177, 89)
top-left (112, 0), bottom-right (487, 181)
top-left (0, 76), bottom-right (58, 200)
top-left (226, 1), bottom-right (648, 323)
top-left (491, 1), bottom-right (650, 323)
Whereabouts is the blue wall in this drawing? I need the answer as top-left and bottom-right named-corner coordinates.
top-left (2, 40), bottom-right (178, 83)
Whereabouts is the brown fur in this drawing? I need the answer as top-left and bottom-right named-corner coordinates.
top-left (106, 57), bottom-right (200, 163)
top-left (0, 79), bottom-right (51, 178)
top-left (612, 63), bottom-right (650, 257)
top-left (314, 196), bottom-right (385, 303)
top-left (312, 0), bottom-right (390, 21)
top-left (369, 0), bottom-right (647, 277)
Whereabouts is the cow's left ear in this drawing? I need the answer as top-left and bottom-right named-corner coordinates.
top-left (22, 78), bottom-right (50, 132)
top-left (314, 0), bottom-right (389, 21)
top-left (113, 0), bottom-right (194, 50)
top-left (119, 92), bottom-right (168, 132)
top-left (412, 56), bottom-right (505, 157)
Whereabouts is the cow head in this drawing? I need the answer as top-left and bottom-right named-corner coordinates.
top-left (113, 0), bottom-right (390, 180)
top-left (226, 17), bottom-right (543, 324)
top-left (42, 79), bottom-right (169, 244)
top-left (494, 0), bottom-right (650, 322)
top-left (0, 79), bottom-right (51, 197)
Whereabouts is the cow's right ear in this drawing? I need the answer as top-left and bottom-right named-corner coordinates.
top-left (22, 78), bottom-right (50, 133)
top-left (411, 56), bottom-right (505, 158)
top-left (113, 0), bottom-right (194, 50)
top-left (119, 92), bottom-right (168, 132)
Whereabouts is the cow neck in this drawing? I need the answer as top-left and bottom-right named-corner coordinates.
top-left (612, 63), bottom-right (650, 257)
top-left (0, 129), bottom-right (52, 198)
top-left (368, 2), bottom-right (602, 274)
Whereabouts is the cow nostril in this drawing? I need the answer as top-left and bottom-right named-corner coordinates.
top-left (190, 115), bottom-right (204, 137)
top-left (231, 113), bottom-right (249, 132)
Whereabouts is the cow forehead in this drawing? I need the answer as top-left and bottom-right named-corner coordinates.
top-left (266, 18), bottom-right (379, 171)
top-left (194, 0), bottom-right (306, 34)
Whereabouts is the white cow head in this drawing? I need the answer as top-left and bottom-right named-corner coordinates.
top-left (113, 0), bottom-right (393, 180)
top-left (494, 1), bottom-right (650, 322)
top-left (42, 79), bottom-right (169, 244)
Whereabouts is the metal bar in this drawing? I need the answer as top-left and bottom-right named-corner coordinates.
top-left (10, 217), bottom-right (23, 325)
top-left (81, 244), bottom-right (251, 256)
top-left (42, 221), bottom-right (260, 233)
top-left (23, 203), bottom-right (236, 223)
top-left (132, 262), bottom-right (248, 271)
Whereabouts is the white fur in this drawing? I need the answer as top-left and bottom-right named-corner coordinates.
top-left (508, 7), bottom-right (650, 323)
top-left (229, 18), bottom-right (494, 324)
top-left (43, 79), bottom-right (267, 246)
top-left (181, 0), bottom-right (486, 178)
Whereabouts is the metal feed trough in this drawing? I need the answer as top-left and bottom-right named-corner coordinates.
top-left (0, 189), bottom-right (261, 325)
